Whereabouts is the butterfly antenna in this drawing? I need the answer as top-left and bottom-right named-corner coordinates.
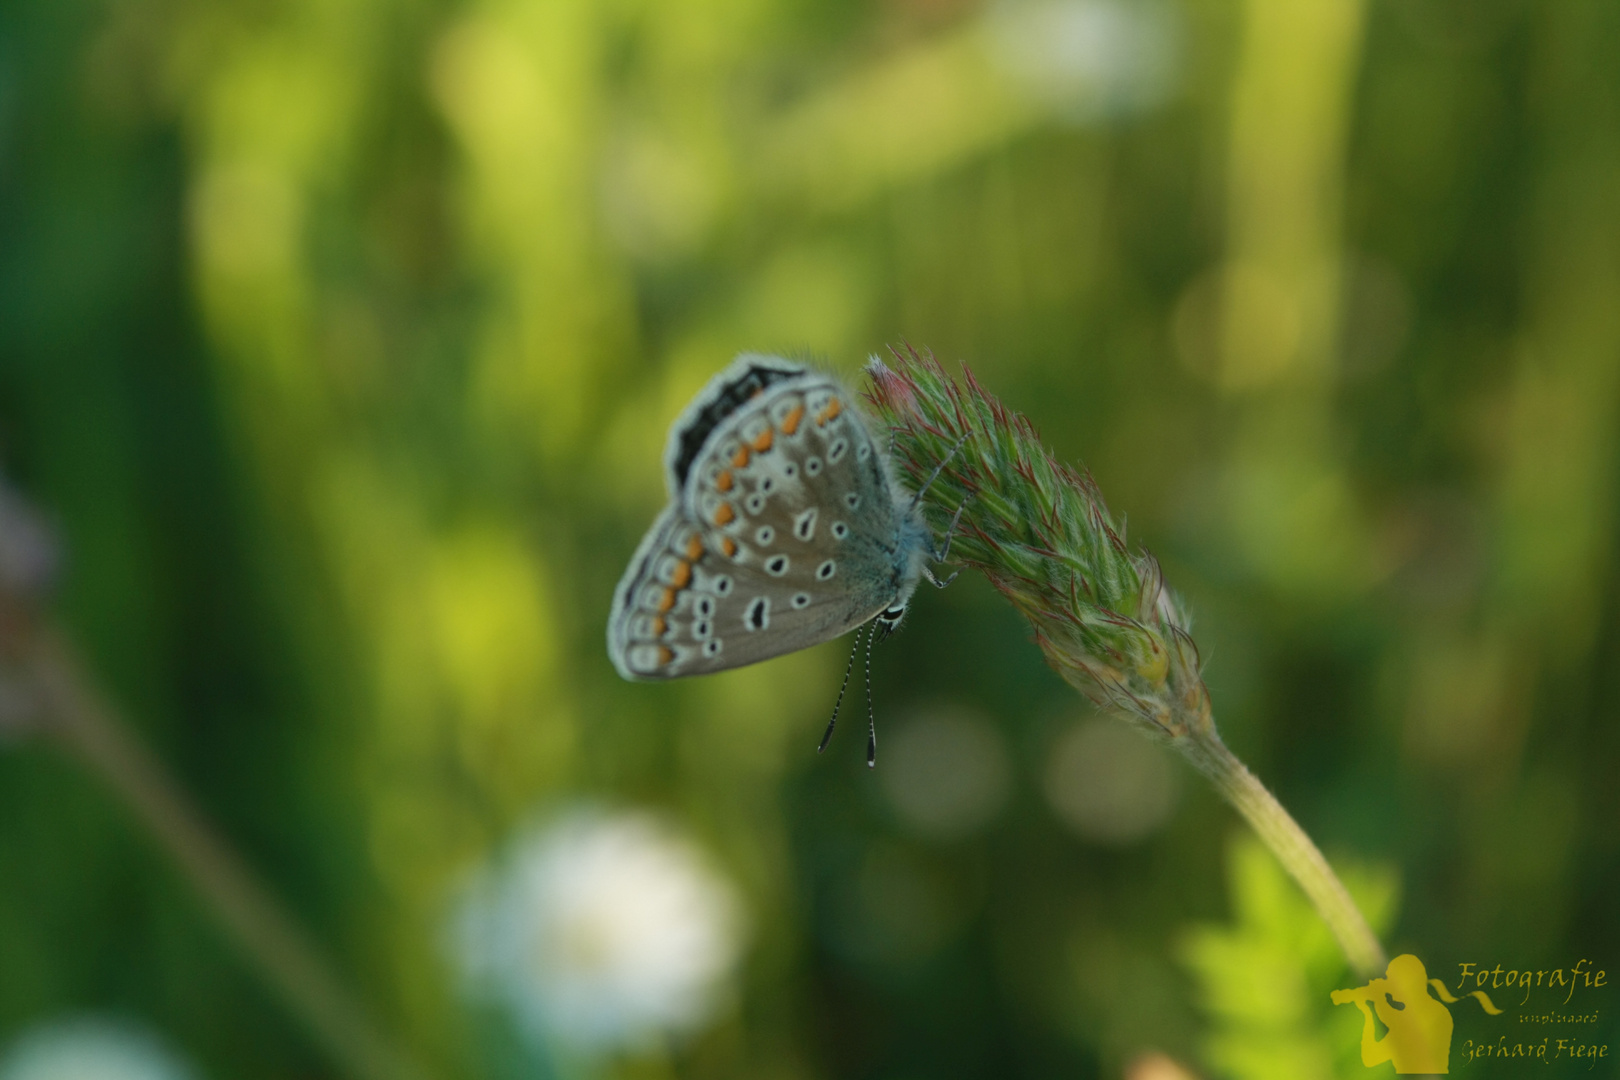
top-left (905, 433), bottom-right (970, 515)
top-left (820, 624), bottom-right (865, 753)
top-left (864, 621), bottom-right (878, 768)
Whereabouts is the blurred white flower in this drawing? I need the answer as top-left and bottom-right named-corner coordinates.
top-left (989, 0), bottom-right (1179, 122)
top-left (1044, 716), bottom-right (1179, 844)
top-left (451, 808), bottom-right (744, 1055)
top-left (880, 704), bottom-right (1011, 840)
top-left (0, 1017), bottom-right (197, 1080)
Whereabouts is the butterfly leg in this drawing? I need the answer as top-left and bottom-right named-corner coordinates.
top-left (925, 498), bottom-right (969, 588)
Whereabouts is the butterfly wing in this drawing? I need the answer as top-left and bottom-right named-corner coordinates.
top-left (609, 371), bottom-right (905, 680)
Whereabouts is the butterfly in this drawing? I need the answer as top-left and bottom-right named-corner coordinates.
top-left (607, 354), bottom-right (961, 759)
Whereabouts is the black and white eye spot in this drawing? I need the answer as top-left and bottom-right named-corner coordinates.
top-left (745, 597), bottom-right (770, 630)
top-left (828, 438), bottom-right (848, 462)
top-left (693, 621), bottom-right (712, 640)
top-left (817, 560), bottom-right (837, 580)
top-left (856, 444), bottom-right (871, 461)
top-left (791, 593), bottom-right (811, 609)
top-left (704, 640), bottom-right (722, 657)
top-left (746, 493), bottom-right (766, 515)
top-left (755, 526), bottom-right (775, 546)
top-left (760, 476), bottom-right (775, 494)
top-left (844, 492), bottom-right (861, 510)
top-left (793, 509), bottom-right (818, 540)
top-left (765, 554), bottom-right (790, 576)
top-left (695, 596), bottom-right (714, 618)
top-left (831, 521), bottom-right (849, 540)
top-left (713, 576), bottom-right (733, 596)
top-left (783, 462), bottom-right (797, 479)
top-left (804, 457), bottom-right (823, 476)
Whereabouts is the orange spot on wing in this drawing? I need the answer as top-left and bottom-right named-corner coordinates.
top-left (713, 502), bottom-right (735, 526)
top-left (657, 645), bottom-right (675, 665)
top-left (720, 537), bottom-right (737, 557)
top-left (817, 396), bottom-right (843, 425)
top-left (716, 470), bottom-right (733, 492)
top-left (732, 446), bottom-right (750, 468)
top-left (752, 427), bottom-right (774, 452)
top-left (657, 587), bottom-right (676, 612)
top-left (781, 405), bottom-right (803, 434)
top-left (651, 616), bottom-right (667, 637)
top-left (685, 536), bottom-right (704, 561)
top-left (670, 560), bottom-right (692, 588)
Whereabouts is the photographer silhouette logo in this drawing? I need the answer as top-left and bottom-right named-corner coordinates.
top-left (1331, 954), bottom-right (1501, 1074)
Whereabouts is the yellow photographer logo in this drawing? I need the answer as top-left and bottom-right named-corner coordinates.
top-left (1331, 954), bottom-right (1501, 1074)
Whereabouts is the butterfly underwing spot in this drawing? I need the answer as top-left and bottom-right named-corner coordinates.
top-left (694, 621), bottom-right (712, 639)
top-left (712, 575), bottom-right (733, 595)
top-left (783, 463), bottom-right (798, 479)
top-left (794, 509), bottom-right (818, 540)
top-left (703, 640), bottom-right (722, 657)
top-left (739, 416), bottom-right (773, 454)
top-left (756, 526), bottom-right (775, 545)
top-left (746, 493), bottom-right (766, 515)
top-left (828, 438), bottom-right (848, 463)
top-left (804, 456), bottom-right (823, 476)
top-left (628, 643), bottom-right (677, 674)
top-left (765, 555), bottom-right (790, 576)
top-left (831, 521), bottom-right (849, 540)
top-left (695, 596), bottom-right (715, 618)
top-left (769, 396), bottom-right (806, 435)
top-left (657, 555), bottom-right (692, 588)
top-left (746, 596), bottom-right (770, 630)
top-left (856, 443), bottom-right (871, 462)
top-left (817, 560), bottom-right (837, 580)
top-left (792, 593), bottom-right (811, 609)
top-left (845, 492), bottom-right (861, 509)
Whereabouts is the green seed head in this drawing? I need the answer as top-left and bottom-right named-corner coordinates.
top-left (866, 346), bottom-right (1212, 740)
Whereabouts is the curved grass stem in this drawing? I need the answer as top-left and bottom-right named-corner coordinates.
top-left (1179, 730), bottom-right (1386, 977)
top-left (23, 624), bottom-right (430, 1080)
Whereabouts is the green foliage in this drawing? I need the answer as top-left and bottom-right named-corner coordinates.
top-left (1180, 835), bottom-right (1399, 1080)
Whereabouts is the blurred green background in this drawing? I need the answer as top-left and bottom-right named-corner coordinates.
top-left (3, 0), bottom-right (1619, 1077)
